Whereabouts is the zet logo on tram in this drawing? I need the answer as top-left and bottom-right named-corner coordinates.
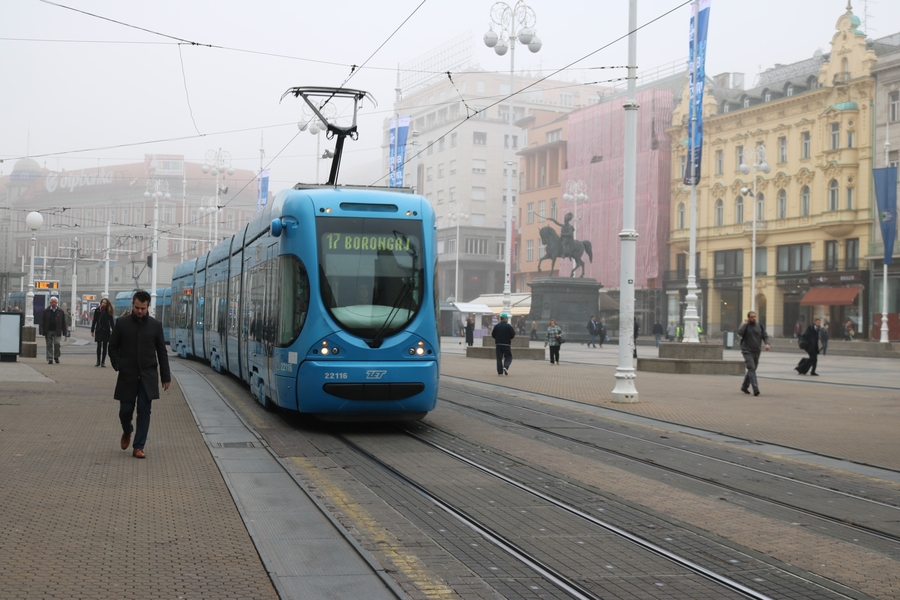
top-left (366, 370), bottom-right (387, 380)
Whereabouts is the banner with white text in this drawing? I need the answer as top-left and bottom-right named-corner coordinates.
top-left (684, 0), bottom-right (711, 185)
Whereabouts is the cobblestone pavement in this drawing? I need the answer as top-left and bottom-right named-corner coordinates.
top-left (0, 338), bottom-right (277, 599)
top-left (438, 337), bottom-right (900, 471)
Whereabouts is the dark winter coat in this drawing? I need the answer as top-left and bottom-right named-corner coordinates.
top-left (491, 321), bottom-right (516, 346)
top-left (91, 308), bottom-right (115, 343)
top-left (39, 306), bottom-right (68, 337)
top-left (108, 313), bottom-right (170, 401)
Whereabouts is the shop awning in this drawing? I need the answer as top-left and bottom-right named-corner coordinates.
top-left (799, 286), bottom-right (861, 306)
top-left (452, 302), bottom-right (494, 314)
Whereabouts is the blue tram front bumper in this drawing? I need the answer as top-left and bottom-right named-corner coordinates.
top-left (293, 359), bottom-right (438, 414)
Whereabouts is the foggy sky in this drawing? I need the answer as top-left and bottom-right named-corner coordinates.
top-left (3, 0), bottom-right (899, 193)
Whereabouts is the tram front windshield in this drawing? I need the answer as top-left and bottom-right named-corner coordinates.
top-left (317, 217), bottom-right (424, 340)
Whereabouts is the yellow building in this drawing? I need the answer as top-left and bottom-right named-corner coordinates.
top-left (668, 6), bottom-right (881, 338)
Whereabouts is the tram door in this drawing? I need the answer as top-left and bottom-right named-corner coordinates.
top-left (263, 244), bottom-right (279, 402)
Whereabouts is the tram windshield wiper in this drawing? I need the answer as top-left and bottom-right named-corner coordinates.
top-left (367, 231), bottom-right (418, 349)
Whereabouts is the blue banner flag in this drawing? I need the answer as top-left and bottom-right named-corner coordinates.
top-left (257, 169), bottom-right (269, 213)
top-left (684, 0), bottom-right (711, 185)
top-left (389, 117), bottom-right (410, 187)
top-left (874, 166), bottom-right (898, 265)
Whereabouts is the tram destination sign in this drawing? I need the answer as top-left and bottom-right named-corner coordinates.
top-left (34, 280), bottom-right (60, 290)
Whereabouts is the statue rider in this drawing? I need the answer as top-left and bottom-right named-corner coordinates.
top-left (548, 212), bottom-right (576, 258)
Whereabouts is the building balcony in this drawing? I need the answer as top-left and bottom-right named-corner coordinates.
top-left (817, 208), bottom-right (864, 238)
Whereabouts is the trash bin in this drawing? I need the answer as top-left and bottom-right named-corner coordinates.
top-left (723, 330), bottom-right (734, 349)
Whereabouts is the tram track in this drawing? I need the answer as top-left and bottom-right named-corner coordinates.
top-left (438, 380), bottom-right (900, 549)
top-left (338, 425), bottom-right (874, 600)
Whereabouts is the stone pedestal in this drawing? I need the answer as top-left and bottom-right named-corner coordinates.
top-left (637, 342), bottom-right (745, 375)
top-left (466, 334), bottom-right (546, 360)
top-left (527, 277), bottom-right (601, 344)
top-left (20, 325), bottom-right (37, 359)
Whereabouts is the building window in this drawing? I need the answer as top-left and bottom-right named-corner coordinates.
top-left (829, 179), bottom-right (839, 210)
top-left (676, 202), bottom-right (685, 229)
top-left (546, 129), bottom-right (562, 143)
top-left (427, 141), bottom-right (433, 155)
top-left (786, 84), bottom-right (794, 97)
top-left (891, 91), bottom-right (900, 122)
top-left (550, 198), bottom-right (557, 220)
top-left (679, 155), bottom-right (687, 178)
top-left (426, 166), bottom-right (433, 181)
top-left (830, 123), bottom-right (840, 149)
top-left (801, 131), bottom-right (811, 158)
top-left (764, 91), bottom-right (772, 102)
top-left (825, 240), bottom-right (839, 271)
top-left (736, 145), bottom-right (744, 168)
top-left (472, 159), bottom-right (486, 174)
top-left (846, 238), bottom-right (859, 269)
top-left (471, 186), bottom-right (486, 201)
top-left (437, 190), bottom-right (444, 204)
top-left (526, 239), bottom-right (534, 262)
top-left (723, 103), bottom-right (730, 113)
top-left (756, 193), bottom-right (765, 222)
top-left (438, 137), bottom-right (445, 152)
top-left (451, 132), bottom-right (457, 147)
top-left (449, 160), bottom-right (456, 175)
top-left (496, 241), bottom-right (505, 261)
top-left (716, 150), bottom-right (724, 175)
top-left (504, 135), bottom-right (518, 148)
top-left (540, 166), bottom-right (546, 187)
top-left (449, 187), bottom-right (456, 201)
top-left (777, 243), bottom-right (812, 273)
top-left (560, 92), bottom-right (573, 106)
top-left (473, 132), bottom-right (487, 145)
top-left (735, 196), bottom-right (744, 224)
top-left (743, 97), bottom-right (751, 108)
top-left (846, 186), bottom-right (854, 210)
top-left (808, 76), bottom-right (818, 90)
top-left (527, 202), bottom-right (534, 224)
top-left (777, 189), bottom-right (787, 219)
top-left (715, 199), bottom-right (723, 226)
top-left (471, 213), bottom-right (485, 227)
top-left (538, 200), bottom-right (546, 220)
top-left (438, 163), bottom-right (444, 178)
top-left (778, 136), bottom-right (787, 163)
top-left (755, 247), bottom-right (767, 276)
top-left (226, 213), bottom-right (234, 230)
top-left (465, 238), bottom-right (489, 254)
top-left (714, 249), bottom-right (743, 277)
top-left (801, 185), bottom-right (810, 216)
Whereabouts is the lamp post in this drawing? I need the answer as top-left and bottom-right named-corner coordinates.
top-left (562, 179), bottom-right (589, 235)
top-left (484, 0), bottom-right (542, 314)
top-left (144, 178), bottom-right (171, 317)
top-left (201, 149), bottom-right (234, 249)
top-left (611, 0), bottom-right (639, 403)
top-left (739, 143), bottom-right (771, 314)
top-left (24, 211), bottom-right (43, 328)
top-left (298, 103), bottom-right (336, 184)
top-left (448, 207), bottom-right (469, 302)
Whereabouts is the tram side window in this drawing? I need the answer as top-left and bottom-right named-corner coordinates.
top-left (248, 264), bottom-right (265, 342)
top-left (228, 273), bottom-right (241, 337)
top-left (279, 255), bottom-right (310, 346)
top-left (265, 256), bottom-right (280, 346)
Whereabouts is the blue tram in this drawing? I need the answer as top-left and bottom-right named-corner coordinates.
top-left (169, 185), bottom-right (440, 420)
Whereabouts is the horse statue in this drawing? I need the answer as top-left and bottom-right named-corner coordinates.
top-left (538, 213), bottom-right (594, 277)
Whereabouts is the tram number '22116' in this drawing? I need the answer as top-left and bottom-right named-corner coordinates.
top-left (324, 372), bottom-right (349, 380)
top-left (325, 233), bottom-right (410, 252)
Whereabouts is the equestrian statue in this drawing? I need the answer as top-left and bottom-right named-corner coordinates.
top-left (538, 212), bottom-right (594, 278)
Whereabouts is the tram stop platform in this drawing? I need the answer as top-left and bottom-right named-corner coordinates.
top-left (0, 329), bottom-right (401, 600)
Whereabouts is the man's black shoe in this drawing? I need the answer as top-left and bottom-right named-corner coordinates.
top-left (48, 360), bottom-right (52, 364)
top-left (753, 389), bottom-right (761, 396)
top-left (54, 358), bottom-right (59, 364)
top-left (741, 387), bottom-right (750, 394)
top-left (810, 373), bottom-right (819, 376)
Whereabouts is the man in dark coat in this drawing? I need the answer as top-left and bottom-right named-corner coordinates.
top-left (586, 315), bottom-right (600, 348)
top-left (108, 291), bottom-right (171, 459)
top-left (491, 313), bottom-right (516, 375)
top-left (795, 317), bottom-right (822, 376)
top-left (39, 296), bottom-right (68, 364)
top-left (737, 310), bottom-right (770, 396)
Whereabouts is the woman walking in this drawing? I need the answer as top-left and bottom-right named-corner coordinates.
top-left (545, 319), bottom-right (563, 365)
top-left (91, 298), bottom-right (116, 367)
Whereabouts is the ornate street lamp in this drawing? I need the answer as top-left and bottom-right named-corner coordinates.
top-left (24, 211), bottom-right (43, 328)
top-left (448, 207), bottom-right (469, 303)
top-left (484, 0), bottom-right (542, 314)
top-left (201, 149), bottom-right (234, 250)
top-left (298, 102), bottom-right (337, 184)
top-left (740, 143), bottom-right (771, 314)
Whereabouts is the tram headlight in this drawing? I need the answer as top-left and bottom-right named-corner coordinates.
top-left (321, 347), bottom-right (329, 355)
top-left (415, 347), bottom-right (425, 355)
